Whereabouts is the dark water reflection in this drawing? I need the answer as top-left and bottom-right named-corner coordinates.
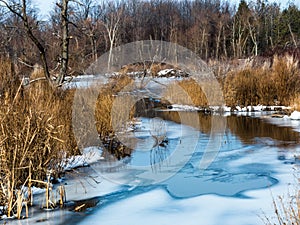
top-left (137, 109), bottom-right (300, 146)
top-left (227, 115), bottom-right (300, 145)
top-left (126, 108), bottom-right (300, 198)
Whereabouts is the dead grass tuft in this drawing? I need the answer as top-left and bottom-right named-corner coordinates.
top-left (224, 55), bottom-right (300, 107)
top-left (163, 78), bottom-right (208, 107)
top-left (95, 75), bottom-right (135, 159)
top-left (263, 191), bottom-right (300, 225)
top-left (291, 95), bottom-right (300, 111)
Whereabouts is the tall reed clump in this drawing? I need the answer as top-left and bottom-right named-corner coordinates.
top-left (261, 173), bottom-right (300, 225)
top-left (0, 58), bottom-right (77, 217)
top-left (263, 191), bottom-right (300, 225)
top-left (271, 55), bottom-right (300, 106)
top-left (224, 68), bottom-right (260, 106)
top-left (291, 95), bottom-right (300, 111)
top-left (94, 75), bottom-right (135, 159)
top-left (224, 55), bottom-right (300, 107)
top-left (163, 79), bottom-right (208, 107)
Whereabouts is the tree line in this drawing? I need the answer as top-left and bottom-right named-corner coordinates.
top-left (0, 0), bottom-right (299, 80)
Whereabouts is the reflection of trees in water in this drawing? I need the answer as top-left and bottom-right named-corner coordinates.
top-left (149, 117), bottom-right (170, 172)
top-left (226, 116), bottom-right (300, 145)
top-left (150, 139), bottom-right (169, 172)
top-left (151, 110), bottom-right (299, 145)
top-left (134, 98), bottom-right (299, 165)
top-left (150, 117), bottom-right (167, 148)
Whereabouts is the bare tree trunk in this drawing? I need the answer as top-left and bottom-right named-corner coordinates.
top-left (223, 26), bottom-right (228, 58)
top-left (216, 21), bottom-right (223, 59)
top-left (58, 0), bottom-right (69, 85)
top-left (231, 19), bottom-right (236, 58)
top-left (248, 21), bottom-right (258, 56)
top-left (237, 25), bottom-right (242, 58)
top-left (108, 35), bottom-right (114, 70)
top-left (90, 36), bottom-right (97, 62)
top-left (200, 29), bottom-right (206, 58)
top-left (288, 23), bottom-right (297, 48)
top-left (21, 0), bottom-right (52, 83)
top-left (104, 9), bottom-right (122, 71)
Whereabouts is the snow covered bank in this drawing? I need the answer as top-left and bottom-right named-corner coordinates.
top-left (62, 147), bottom-right (104, 170)
top-left (166, 104), bottom-right (292, 113)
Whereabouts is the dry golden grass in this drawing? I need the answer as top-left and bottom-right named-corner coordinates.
top-left (224, 69), bottom-right (260, 107)
top-left (94, 75), bottom-right (135, 159)
top-left (224, 55), bottom-right (300, 107)
top-left (0, 59), bottom-right (135, 216)
top-left (0, 58), bottom-right (78, 217)
top-left (263, 191), bottom-right (300, 225)
top-left (291, 95), bottom-right (300, 111)
top-left (163, 78), bottom-right (208, 107)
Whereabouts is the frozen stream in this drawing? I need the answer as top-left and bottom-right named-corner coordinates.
top-left (5, 112), bottom-right (300, 225)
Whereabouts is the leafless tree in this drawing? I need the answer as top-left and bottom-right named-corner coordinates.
top-left (0, 0), bottom-right (53, 83)
top-left (0, 0), bottom-right (71, 86)
top-left (102, 2), bottom-right (123, 70)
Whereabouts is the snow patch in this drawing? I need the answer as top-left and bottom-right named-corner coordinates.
top-left (170, 104), bottom-right (201, 111)
top-left (62, 146), bottom-right (104, 170)
top-left (157, 69), bottom-right (175, 76)
top-left (290, 111), bottom-right (300, 120)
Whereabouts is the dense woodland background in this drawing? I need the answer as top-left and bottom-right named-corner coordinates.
top-left (0, 0), bottom-right (300, 78)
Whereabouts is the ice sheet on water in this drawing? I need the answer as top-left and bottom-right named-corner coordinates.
top-left (164, 172), bottom-right (277, 198)
top-left (64, 74), bottom-right (108, 88)
top-left (82, 160), bottom-right (292, 225)
top-left (74, 120), bottom-right (296, 224)
top-left (78, 170), bottom-right (293, 225)
top-left (159, 145), bottom-right (279, 198)
top-left (170, 104), bottom-right (201, 111)
top-left (5, 113), bottom-right (299, 225)
top-left (78, 117), bottom-right (283, 201)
